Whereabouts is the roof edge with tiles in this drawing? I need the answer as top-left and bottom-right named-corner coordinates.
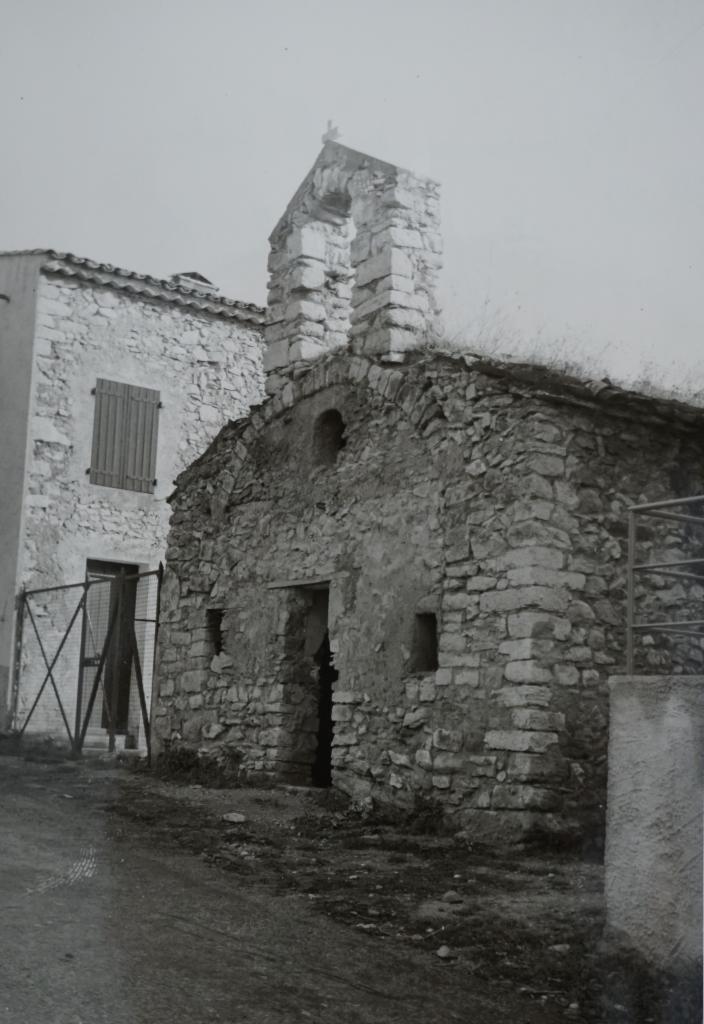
top-left (0, 249), bottom-right (265, 325)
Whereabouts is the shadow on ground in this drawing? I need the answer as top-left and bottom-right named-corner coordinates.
top-left (1, 737), bottom-right (700, 1023)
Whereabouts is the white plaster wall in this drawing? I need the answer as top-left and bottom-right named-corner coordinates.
top-left (605, 674), bottom-right (704, 972)
top-left (15, 272), bottom-right (264, 736)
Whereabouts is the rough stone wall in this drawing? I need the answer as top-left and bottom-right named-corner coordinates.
top-left (154, 352), bottom-right (704, 837)
top-left (264, 143), bottom-right (442, 390)
top-left (16, 272), bottom-right (264, 734)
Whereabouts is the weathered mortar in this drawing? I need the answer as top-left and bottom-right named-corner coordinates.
top-left (154, 351), bottom-right (704, 837)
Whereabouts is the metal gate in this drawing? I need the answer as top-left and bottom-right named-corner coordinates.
top-left (12, 565), bottom-right (162, 760)
top-left (626, 495), bottom-right (704, 674)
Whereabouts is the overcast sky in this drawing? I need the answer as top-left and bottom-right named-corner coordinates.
top-left (2, 1), bottom-right (702, 388)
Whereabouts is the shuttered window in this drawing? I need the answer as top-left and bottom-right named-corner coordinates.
top-left (90, 379), bottom-right (160, 493)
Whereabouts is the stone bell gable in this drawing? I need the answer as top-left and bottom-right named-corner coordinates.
top-left (154, 351), bottom-right (704, 840)
top-left (264, 142), bottom-right (442, 390)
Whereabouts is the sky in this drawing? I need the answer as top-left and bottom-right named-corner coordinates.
top-left (1, 0), bottom-right (702, 389)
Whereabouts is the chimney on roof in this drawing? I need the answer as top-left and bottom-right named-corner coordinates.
top-left (170, 271), bottom-right (219, 295)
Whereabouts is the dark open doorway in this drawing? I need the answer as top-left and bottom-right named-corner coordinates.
top-left (312, 628), bottom-right (337, 787)
top-left (84, 559), bottom-right (139, 734)
top-left (303, 586), bottom-right (336, 788)
top-left (279, 584), bottom-right (337, 786)
top-left (288, 585), bottom-right (334, 787)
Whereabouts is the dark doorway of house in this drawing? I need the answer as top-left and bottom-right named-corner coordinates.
top-left (85, 559), bottom-right (139, 734)
top-left (303, 586), bottom-right (336, 788)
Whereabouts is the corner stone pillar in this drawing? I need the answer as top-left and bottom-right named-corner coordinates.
top-left (348, 170), bottom-right (442, 361)
top-left (263, 142), bottom-right (443, 390)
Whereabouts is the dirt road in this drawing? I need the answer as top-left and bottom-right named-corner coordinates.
top-left (0, 755), bottom-right (575, 1024)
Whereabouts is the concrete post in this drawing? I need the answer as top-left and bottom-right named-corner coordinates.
top-left (605, 674), bottom-right (704, 973)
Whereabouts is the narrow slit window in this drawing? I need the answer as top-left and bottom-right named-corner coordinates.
top-left (206, 608), bottom-right (225, 655)
top-left (410, 613), bottom-right (438, 672)
top-left (313, 409), bottom-right (346, 467)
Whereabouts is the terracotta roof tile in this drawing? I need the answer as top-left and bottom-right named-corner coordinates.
top-left (0, 249), bottom-right (265, 325)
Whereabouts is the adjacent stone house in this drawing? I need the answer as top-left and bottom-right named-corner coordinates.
top-left (152, 142), bottom-right (704, 838)
top-left (0, 251), bottom-right (265, 737)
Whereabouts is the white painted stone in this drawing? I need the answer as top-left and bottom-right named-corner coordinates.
top-left (285, 299), bottom-right (326, 323)
top-left (466, 576), bottom-right (495, 591)
top-left (415, 748), bottom-right (432, 768)
top-left (355, 249), bottom-right (413, 286)
top-left (383, 307), bottom-right (425, 331)
top-left (423, 231), bottom-right (443, 254)
top-left (287, 225), bottom-right (327, 261)
top-left (528, 454), bottom-right (564, 477)
top-left (510, 708), bottom-right (565, 731)
top-left (41, 298), bottom-right (73, 317)
top-left (263, 340), bottom-right (290, 370)
top-left (198, 405), bottom-right (219, 423)
top-left (507, 613), bottom-right (572, 640)
top-left (504, 661), bottom-right (553, 684)
top-left (498, 638), bottom-right (539, 660)
top-left (480, 586), bottom-right (569, 614)
top-left (371, 328), bottom-right (422, 356)
top-left (382, 186), bottom-right (417, 210)
top-left (507, 566), bottom-right (586, 590)
top-left (489, 548), bottom-right (565, 571)
top-left (289, 262), bottom-right (326, 290)
top-left (371, 226), bottom-right (424, 250)
top-left (485, 729), bottom-right (559, 753)
top-left (454, 670), bottom-right (480, 687)
top-left (555, 665), bottom-right (580, 687)
top-left (379, 274), bottom-right (417, 298)
top-left (433, 751), bottom-right (464, 771)
top-left (288, 340), bottom-right (328, 361)
top-left (389, 750), bottom-right (412, 767)
top-left (351, 289), bottom-right (414, 322)
top-left (495, 686), bottom-right (553, 708)
top-left (432, 728), bottom-right (463, 751)
top-left (419, 680), bottom-right (436, 702)
top-left (32, 417), bottom-right (71, 446)
top-left (402, 707), bottom-right (429, 728)
top-left (333, 691), bottom-right (359, 704)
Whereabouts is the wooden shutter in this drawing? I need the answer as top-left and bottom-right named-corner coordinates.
top-left (123, 385), bottom-right (160, 494)
top-left (90, 379), bottom-right (128, 488)
top-left (90, 380), bottom-right (159, 492)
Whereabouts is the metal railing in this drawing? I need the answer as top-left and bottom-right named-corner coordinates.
top-left (627, 495), bottom-right (704, 673)
top-left (12, 566), bottom-right (162, 760)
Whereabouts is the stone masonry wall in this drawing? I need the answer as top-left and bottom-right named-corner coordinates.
top-left (16, 272), bottom-right (264, 735)
top-left (155, 352), bottom-right (704, 838)
top-left (265, 143), bottom-right (442, 391)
